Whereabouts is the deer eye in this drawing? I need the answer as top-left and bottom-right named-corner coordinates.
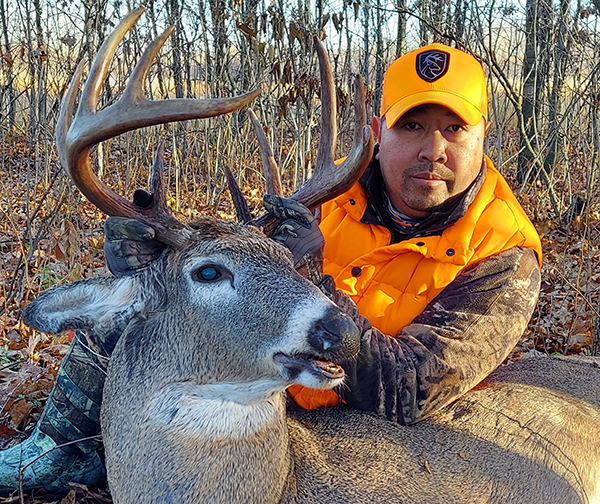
top-left (192, 265), bottom-right (225, 283)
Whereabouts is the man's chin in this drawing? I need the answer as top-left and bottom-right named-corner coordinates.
top-left (403, 190), bottom-right (451, 216)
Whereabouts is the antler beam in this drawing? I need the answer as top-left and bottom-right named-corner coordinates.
top-left (56, 7), bottom-right (260, 248)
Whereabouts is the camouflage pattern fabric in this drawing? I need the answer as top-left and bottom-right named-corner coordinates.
top-left (0, 322), bottom-right (125, 495)
top-left (38, 323), bottom-right (122, 453)
top-left (328, 246), bottom-right (541, 425)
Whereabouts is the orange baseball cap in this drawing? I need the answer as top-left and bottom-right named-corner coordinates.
top-left (380, 43), bottom-right (488, 127)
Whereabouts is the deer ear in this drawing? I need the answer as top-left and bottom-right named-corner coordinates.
top-left (22, 276), bottom-right (142, 335)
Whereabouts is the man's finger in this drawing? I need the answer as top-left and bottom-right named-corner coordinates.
top-left (105, 217), bottom-right (156, 241)
top-left (114, 239), bottom-right (166, 258)
top-left (263, 195), bottom-right (313, 226)
top-left (272, 222), bottom-right (299, 242)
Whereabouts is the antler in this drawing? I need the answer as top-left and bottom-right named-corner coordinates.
top-left (251, 37), bottom-right (373, 232)
top-left (56, 7), bottom-right (260, 248)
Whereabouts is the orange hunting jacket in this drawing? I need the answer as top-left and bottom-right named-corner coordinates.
top-left (288, 156), bottom-right (542, 410)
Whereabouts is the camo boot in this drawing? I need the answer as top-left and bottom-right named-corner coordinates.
top-left (0, 327), bottom-right (120, 496)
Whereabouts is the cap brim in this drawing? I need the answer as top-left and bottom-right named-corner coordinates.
top-left (384, 91), bottom-right (484, 128)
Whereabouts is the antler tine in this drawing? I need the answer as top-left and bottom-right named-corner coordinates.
top-left (56, 59), bottom-right (85, 172)
top-left (80, 7), bottom-right (145, 115)
top-left (313, 37), bottom-right (337, 175)
top-left (224, 165), bottom-right (254, 223)
top-left (125, 25), bottom-right (175, 102)
top-left (254, 37), bottom-right (373, 234)
top-left (56, 7), bottom-right (260, 249)
top-left (290, 37), bottom-right (373, 210)
top-left (248, 108), bottom-right (284, 197)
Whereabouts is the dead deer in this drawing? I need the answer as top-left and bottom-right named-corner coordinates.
top-left (22, 8), bottom-right (600, 504)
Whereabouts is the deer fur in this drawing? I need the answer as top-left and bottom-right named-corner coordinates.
top-left (23, 217), bottom-right (600, 504)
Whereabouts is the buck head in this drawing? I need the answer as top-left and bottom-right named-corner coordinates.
top-left (23, 216), bottom-right (360, 398)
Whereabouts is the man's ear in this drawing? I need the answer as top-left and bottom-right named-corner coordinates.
top-left (371, 116), bottom-right (382, 142)
top-left (22, 276), bottom-right (142, 335)
top-left (484, 120), bottom-right (492, 136)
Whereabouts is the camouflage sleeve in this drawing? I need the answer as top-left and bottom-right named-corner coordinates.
top-left (335, 246), bottom-right (541, 425)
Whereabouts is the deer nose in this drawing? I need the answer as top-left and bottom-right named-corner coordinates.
top-left (309, 310), bottom-right (360, 358)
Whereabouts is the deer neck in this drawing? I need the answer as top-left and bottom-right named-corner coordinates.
top-left (148, 380), bottom-right (293, 504)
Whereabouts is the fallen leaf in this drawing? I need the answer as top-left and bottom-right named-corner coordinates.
top-left (423, 459), bottom-right (432, 474)
top-left (8, 398), bottom-right (34, 426)
top-left (7, 329), bottom-right (20, 341)
top-left (0, 424), bottom-right (16, 438)
top-left (567, 333), bottom-right (593, 350)
top-left (2, 51), bottom-right (13, 67)
top-left (60, 489), bottom-right (77, 504)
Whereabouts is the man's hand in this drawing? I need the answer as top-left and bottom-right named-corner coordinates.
top-left (104, 216), bottom-right (166, 277)
top-left (104, 189), bottom-right (167, 276)
top-left (262, 195), bottom-right (324, 284)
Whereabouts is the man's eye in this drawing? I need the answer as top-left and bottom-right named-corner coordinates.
top-left (405, 122), bottom-right (419, 130)
top-left (448, 124), bottom-right (464, 132)
top-left (192, 266), bottom-right (222, 282)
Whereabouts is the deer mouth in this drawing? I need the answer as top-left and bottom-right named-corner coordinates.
top-left (274, 353), bottom-right (345, 383)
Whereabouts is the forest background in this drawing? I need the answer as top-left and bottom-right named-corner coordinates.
top-left (1, 0), bottom-right (600, 501)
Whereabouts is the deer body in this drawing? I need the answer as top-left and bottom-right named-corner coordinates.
top-left (24, 217), bottom-right (359, 504)
top-left (289, 355), bottom-right (600, 504)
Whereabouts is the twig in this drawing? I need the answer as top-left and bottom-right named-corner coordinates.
top-left (0, 361), bottom-right (20, 372)
top-left (550, 265), bottom-right (600, 319)
top-left (18, 435), bottom-right (103, 501)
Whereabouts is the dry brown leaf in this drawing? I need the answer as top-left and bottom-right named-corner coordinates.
top-left (0, 424), bottom-right (16, 438)
top-left (7, 329), bottom-right (20, 341)
top-left (567, 333), bottom-right (593, 349)
top-left (53, 243), bottom-right (66, 262)
top-left (8, 398), bottom-right (34, 426)
top-left (60, 489), bottom-right (77, 504)
top-left (2, 51), bottom-right (13, 67)
top-left (422, 459), bottom-right (432, 474)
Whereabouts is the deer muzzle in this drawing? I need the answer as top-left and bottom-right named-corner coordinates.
top-left (274, 309), bottom-right (359, 386)
top-left (308, 311), bottom-right (359, 358)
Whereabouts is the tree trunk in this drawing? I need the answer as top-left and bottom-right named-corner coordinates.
top-left (362, 0), bottom-right (369, 79)
top-left (395, 0), bottom-right (406, 57)
top-left (433, 0), bottom-right (448, 43)
top-left (453, 0), bottom-right (466, 43)
top-left (168, 0), bottom-right (185, 99)
top-left (373, 0), bottom-right (384, 114)
top-left (196, 0), bottom-right (212, 93)
top-left (420, 0), bottom-right (430, 45)
top-left (543, 0), bottom-right (570, 181)
top-left (0, 0), bottom-right (15, 130)
top-left (517, 0), bottom-right (538, 186)
top-left (209, 0), bottom-right (228, 92)
top-left (146, 0), bottom-right (167, 99)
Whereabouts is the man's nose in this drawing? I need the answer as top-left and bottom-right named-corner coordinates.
top-left (418, 130), bottom-right (447, 164)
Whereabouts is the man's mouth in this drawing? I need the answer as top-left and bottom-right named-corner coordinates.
top-left (412, 172), bottom-right (445, 181)
top-left (273, 353), bottom-right (345, 382)
top-left (411, 173), bottom-right (446, 186)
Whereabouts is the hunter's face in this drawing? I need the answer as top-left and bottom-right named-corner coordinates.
top-left (375, 104), bottom-right (490, 219)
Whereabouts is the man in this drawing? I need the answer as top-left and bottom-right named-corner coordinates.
top-left (0, 43), bottom-right (541, 494)
top-left (270, 43), bottom-right (541, 420)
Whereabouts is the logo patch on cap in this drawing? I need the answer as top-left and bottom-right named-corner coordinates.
top-left (416, 50), bottom-right (450, 82)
